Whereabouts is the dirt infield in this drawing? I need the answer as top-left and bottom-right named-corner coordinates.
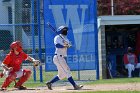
top-left (2, 83), bottom-right (140, 93)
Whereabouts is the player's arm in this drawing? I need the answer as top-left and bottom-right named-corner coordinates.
top-left (63, 40), bottom-right (72, 48)
top-left (1, 63), bottom-right (13, 72)
top-left (54, 36), bottom-right (71, 48)
top-left (54, 36), bottom-right (64, 48)
top-left (1, 63), bottom-right (9, 71)
top-left (22, 52), bottom-right (38, 62)
top-left (26, 56), bottom-right (34, 62)
top-left (26, 56), bottom-right (38, 63)
top-left (1, 54), bottom-right (13, 72)
top-left (63, 37), bottom-right (72, 48)
top-left (26, 56), bottom-right (41, 66)
top-left (21, 52), bottom-right (40, 66)
top-left (55, 43), bottom-right (70, 48)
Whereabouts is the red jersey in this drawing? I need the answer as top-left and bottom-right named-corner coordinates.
top-left (123, 53), bottom-right (138, 64)
top-left (2, 51), bottom-right (28, 72)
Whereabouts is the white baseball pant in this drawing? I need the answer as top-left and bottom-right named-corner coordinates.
top-left (125, 63), bottom-right (140, 77)
top-left (53, 55), bottom-right (72, 80)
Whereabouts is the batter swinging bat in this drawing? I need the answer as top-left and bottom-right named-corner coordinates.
top-left (47, 22), bottom-right (72, 47)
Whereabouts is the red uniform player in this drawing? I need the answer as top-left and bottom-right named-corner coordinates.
top-left (0, 41), bottom-right (36, 91)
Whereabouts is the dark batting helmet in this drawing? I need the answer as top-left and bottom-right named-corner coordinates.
top-left (57, 26), bottom-right (68, 35)
top-left (127, 47), bottom-right (132, 53)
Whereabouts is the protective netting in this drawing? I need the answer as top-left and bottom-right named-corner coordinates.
top-left (0, 0), bottom-right (44, 82)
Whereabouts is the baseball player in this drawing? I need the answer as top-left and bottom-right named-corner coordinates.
top-left (0, 41), bottom-right (40, 91)
top-left (46, 26), bottom-right (83, 90)
top-left (124, 47), bottom-right (140, 78)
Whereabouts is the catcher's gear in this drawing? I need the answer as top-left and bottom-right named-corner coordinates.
top-left (33, 60), bottom-right (41, 66)
top-left (0, 72), bottom-right (4, 78)
top-left (1, 63), bottom-right (12, 77)
top-left (1, 72), bottom-right (17, 89)
top-left (31, 58), bottom-right (41, 67)
top-left (15, 69), bottom-right (31, 88)
top-left (10, 41), bottom-right (22, 52)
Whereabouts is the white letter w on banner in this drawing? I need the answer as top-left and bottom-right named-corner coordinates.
top-left (49, 5), bottom-right (88, 50)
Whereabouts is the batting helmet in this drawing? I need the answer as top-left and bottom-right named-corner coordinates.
top-left (57, 26), bottom-right (68, 35)
top-left (10, 41), bottom-right (23, 52)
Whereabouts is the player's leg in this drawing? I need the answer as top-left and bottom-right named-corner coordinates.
top-left (67, 73), bottom-right (83, 89)
top-left (0, 72), bottom-right (4, 78)
top-left (135, 63), bottom-right (140, 68)
top-left (46, 56), bottom-right (83, 90)
top-left (0, 70), bottom-right (6, 78)
top-left (135, 63), bottom-right (140, 76)
top-left (46, 56), bottom-right (72, 90)
top-left (1, 72), bottom-right (17, 90)
top-left (46, 56), bottom-right (61, 90)
top-left (60, 57), bottom-right (83, 90)
top-left (14, 69), bottom-right (31, 90)
top-left (125, 64), bottom-right (134, 77)
top-left (67, 76), bottom-right (83, 90)
top-left (46, 75), bottom-right (60, 90)
top-left (47, 58), bottom-right (61, 84)
top-left (47, 75), bottom-right (60, 84)
top-left (46, 67), bottom-right (65, 90)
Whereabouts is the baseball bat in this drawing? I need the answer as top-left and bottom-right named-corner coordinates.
top-left (47, 22), bottom-right (72, 47)
top-left (47, 22), bottom-right (58, 34)
top-left (47, 22), bottom-right (66, 41)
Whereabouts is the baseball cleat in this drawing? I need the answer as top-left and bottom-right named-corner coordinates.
top-left (74, 85), bottom-right (83, 90)
top-left (14, 85), bottom-right (27, 90)
top-left (0, 88), bottom-right (6, 91)
top-left (46, 82), bottom-right (52, 90)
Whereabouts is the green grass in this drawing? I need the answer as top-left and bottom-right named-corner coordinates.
top-left (1, 69), bottom-right (140, 93)
top-left (85, 77), bottom-right (140, 85)
top-left (1, 70), bottom-right (140, 88)
top-left (22, 77), bottom-right (140, 88)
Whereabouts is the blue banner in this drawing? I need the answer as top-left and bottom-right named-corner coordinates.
top-left (44, 0), bottom-right (98, 71)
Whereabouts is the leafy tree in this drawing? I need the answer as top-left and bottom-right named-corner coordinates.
top-left (97, 0), bottom-right (140, 15)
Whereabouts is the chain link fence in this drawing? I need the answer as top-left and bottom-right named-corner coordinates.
top-left (3, 0), bottom-right (139, 83)
top-left (0, 0), bottom-right (97, 83)
top-left (0, 0), bottom-right (45, 82)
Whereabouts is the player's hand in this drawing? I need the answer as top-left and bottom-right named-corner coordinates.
top-left (64, 44), bottom-right (69, 47)
top-left (33, 60), bottom-right (41, 67)
top-left (64, 42), bottom-right (72, 48)
top-left (63, 40), bottom-right (72, 48)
